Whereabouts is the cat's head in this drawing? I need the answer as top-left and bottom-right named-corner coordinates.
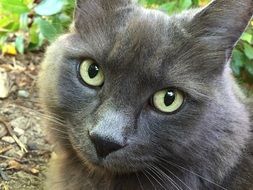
top-left (39, 0), bottom-right (253, 178)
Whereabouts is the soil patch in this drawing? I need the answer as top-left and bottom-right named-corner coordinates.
top-left (0, 52), bottom-right (51, 190)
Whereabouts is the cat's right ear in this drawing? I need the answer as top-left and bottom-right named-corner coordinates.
top-left (189, 0), bottom-right (253, 58)
top-left (184, 0), bottom-right (253, 74)
top-left (74, 0), bottom-right (135, 34)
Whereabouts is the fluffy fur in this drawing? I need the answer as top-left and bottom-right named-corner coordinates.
top-left (39, 0), bottom-right (253, 189)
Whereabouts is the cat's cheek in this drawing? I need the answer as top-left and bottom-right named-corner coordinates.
top-left (65, 118), bottom-right (100, 162)
top-left (56, 61), bottom-right (101, 113)
top-left (135, 100), bottom-right (204, 154)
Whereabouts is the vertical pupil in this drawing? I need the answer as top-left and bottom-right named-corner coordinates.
top-left (88, 63), bottom-right (99, 79)
top-left (164, 90), bottom-right (176, 106)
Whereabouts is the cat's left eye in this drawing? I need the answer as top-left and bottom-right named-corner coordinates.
top-left (152, 88), bottom-right (184, 113)
top-left (79, 59), bottom-right (104, 87)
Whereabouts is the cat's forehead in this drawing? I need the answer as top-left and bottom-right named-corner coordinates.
top-left (75, 8), bottom-right (191, 71)
top-left (61, 8), bottom-right (199, 85)
top-left (106, 9), bottom-right (196, 81)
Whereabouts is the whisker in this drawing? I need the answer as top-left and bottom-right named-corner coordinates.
top-left (158, 157), bottom-right (228, 190)
top-left (143, 170), bottom-right (157, 190)
top-left (149, 164), bottom-right (182, 190)
top-left (158, 162), bottom-right (192, 190)
top-left (128, 160), bottom-right (145, 190)
top-left (136, 172), bottom-right (144, 190)
top-left (47, 126), bottom-right (69, 135)
top-left (146, 164), bottom-right (168, 190)
top-left (12, 104), bottom-right (66, 126)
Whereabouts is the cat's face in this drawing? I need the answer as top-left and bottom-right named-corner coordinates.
top-left (39, 0), bottom-right (253, 176)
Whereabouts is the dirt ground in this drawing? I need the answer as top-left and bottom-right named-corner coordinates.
top-left (0, 52), bottom-right (52, 190)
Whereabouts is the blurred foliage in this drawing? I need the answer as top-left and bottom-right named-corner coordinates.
top-left (0, 0), bottom-right (252, 89)
top-left (0, 0), bottom-right (74, 53)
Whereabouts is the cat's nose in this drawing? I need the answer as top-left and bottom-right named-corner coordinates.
top-left (89, 132), bottom-right (124, 158)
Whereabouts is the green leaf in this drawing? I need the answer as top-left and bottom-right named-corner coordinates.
top-left (231, 49), bottom-right (246, 76)
top-left (0, 0), bottom-right (29, 14)
top-left (51, 16), bottom-right (64, 34)
top-left (191, 0), bottom-right (199, 6)
top-left (0, 17), bottom-right (14, 28)
top-left (15, 36), bottom-right (25, 54)
top-left (34, 0), bottom-right (65, 16)
top-left (37, 19), bottom-right (58, 42)
top-left (145, 0), bottom-right (156, 5)
top-left (29, 22), bottom-right (39, 44)
top-left (245, 61), bottom-right (253, 75)
top-left (243, 43), bottom-right (253, 60)
top-left (58, 13), bottom-right (72, 24)
top-left (178, 0), bottom-right (192, 10)
top-left (159, 2), bottom-right (177, 13)
top-left (19, 13), bottom-right (29, 30)
top-left (28, 34), bottom-right (45, 50)
top-left (4, 22), bottom-right (20, 32)
top-left (241, 32), bottom-right (252, 44)
top-left (0, 35), bottom-right (8, 48)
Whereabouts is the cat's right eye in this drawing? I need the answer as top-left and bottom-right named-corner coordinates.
top-left (78, 59), bottom-right (104, 87)
top-left (151, 88), bottom-right (184, 114)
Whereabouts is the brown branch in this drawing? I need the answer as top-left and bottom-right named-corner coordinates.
top-left (0, 117), bottom-right (28, 153)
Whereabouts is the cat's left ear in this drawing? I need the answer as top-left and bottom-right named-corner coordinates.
top-left (74, 0), bottom-right (135, 33)
top-left (189, 0), bottom-right (253, 58)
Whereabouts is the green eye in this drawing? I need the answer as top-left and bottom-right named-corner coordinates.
top-left (152, 88), bottom-right (184, 113)
top-left (79, 59), bottom-right (104, 87)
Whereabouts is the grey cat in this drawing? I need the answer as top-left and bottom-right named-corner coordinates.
top-left (38, 0), bottom-right (253, 189)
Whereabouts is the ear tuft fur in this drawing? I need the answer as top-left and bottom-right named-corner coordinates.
top-left (191, 0), bottom-right (253, 50)
top-left (74, 0), bottom-right (134, 34)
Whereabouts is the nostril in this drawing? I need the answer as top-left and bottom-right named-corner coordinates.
top-left (89, 132), bottom-right (124, 158)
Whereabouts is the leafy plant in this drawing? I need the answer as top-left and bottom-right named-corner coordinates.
top-left (0, 0), bottom-right (74, 54)
top-left (232, 25), bottom-right (253, 88)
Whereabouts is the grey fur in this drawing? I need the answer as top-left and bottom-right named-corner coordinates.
top-left (38, 0), bottom-right (253, 189)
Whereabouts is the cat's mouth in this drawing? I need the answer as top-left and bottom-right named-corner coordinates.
top-left (68, 131), bottom-right (149, 174)
top-left (77, 150), bottom-right (146, 174)
top-left (81, 145), bottom-right (146, 174)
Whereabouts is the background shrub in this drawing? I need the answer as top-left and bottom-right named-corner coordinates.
top-left (0, 0), bottom-right (252, 92)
